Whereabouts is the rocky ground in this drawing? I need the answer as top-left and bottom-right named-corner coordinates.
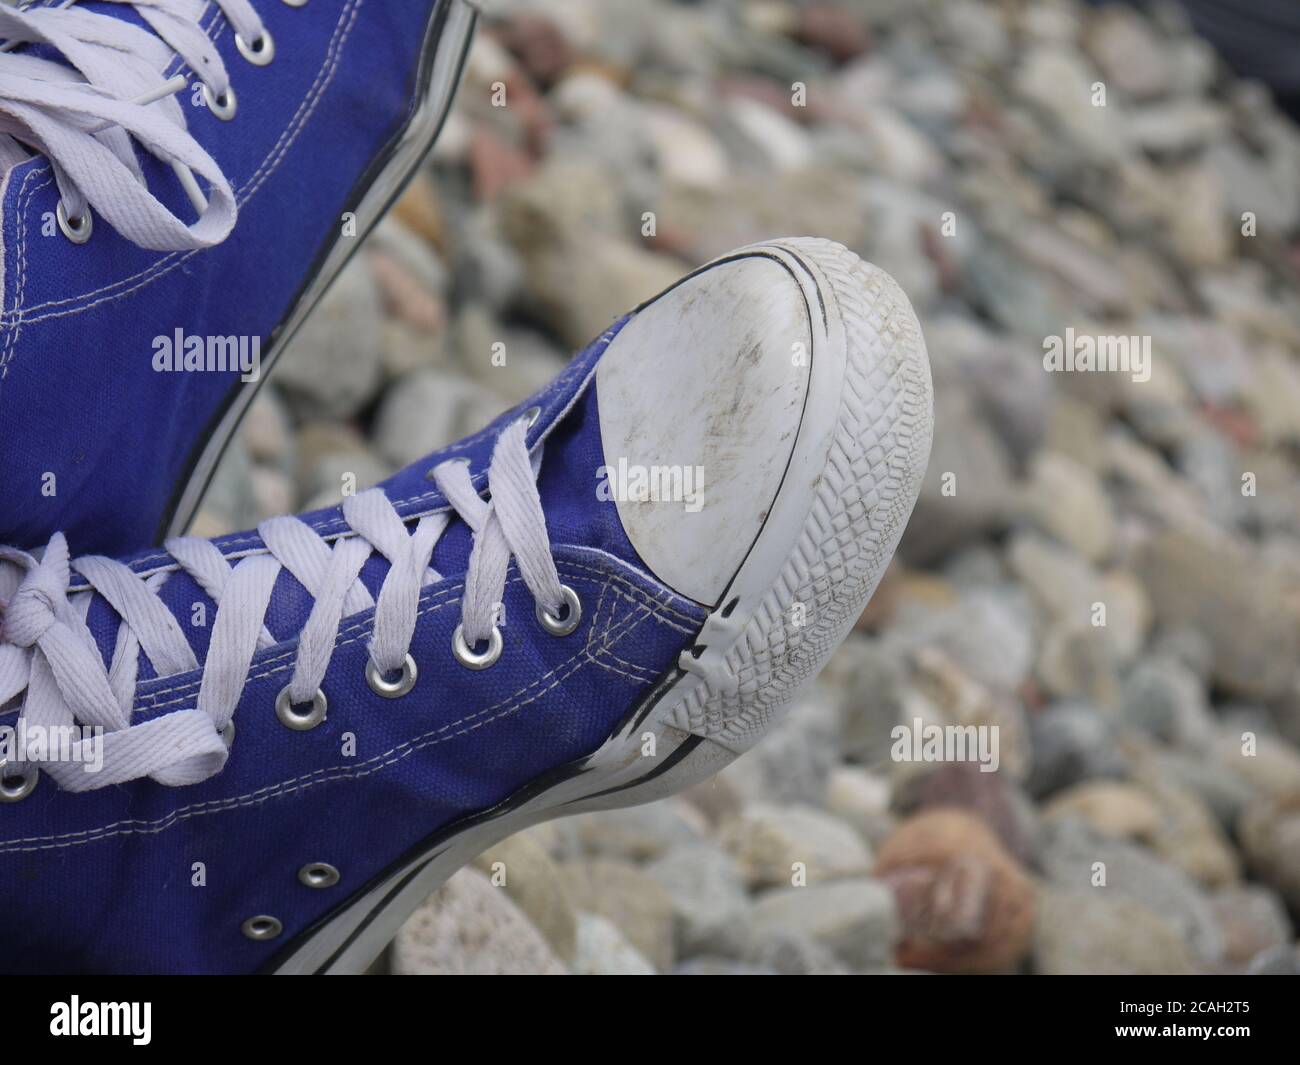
top-left (197, 0), bottom-right (1300, 973)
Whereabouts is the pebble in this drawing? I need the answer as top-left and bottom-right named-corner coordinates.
top-left (645, 843), bottom-right (751, 959)
top-left (742, 926), bottom-right (849, 976)
top-left (1026, 700), bottom-right (1127, 798)
top-left (571, 804), bottom-right (704, 863)
top-left (1121, 658), bottom-right (1214, 752)
top-left (571, 913), bottom-right (657, 976)
top-left (559, 860), bottom-right (677, 973)
top-left (372, 369), bottom-right (503, 468)
top-left (1035, 888), bottom-right (1195, 975)
top-left (1238, 794), bottom-right (1300, 911)
top-left (1209, 885), bottom-right (1293, 966)
top-left (749, 878), bottom-right (898, 970)
top-left (472, 832), bottom-right (578, 964)
top-left (392, 868), bottom-right (567, 975)
top-left (875, 809), bottom-right (1036, 973)
top-left (720, 803), bottom-right (873, 889)
top-left (274, 258), bottom-right (383, 421)
top-left (1039, 819), bottom-right (1224, 964)
top-left (1044, 781), bottom-right (1163, 843)
top-left (1022, 451), bottom-right (1115, 563)
top-left (237, 387), bottom-right (295, 472)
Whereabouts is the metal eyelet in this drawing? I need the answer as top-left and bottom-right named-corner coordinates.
top-left (282, 0), bottom-right (308, 7)
top-left (366, 653), bottom-right (417, 698)
top-left (241, 915), bottom-right (282, 941)
top-left (536, 584), bottom-right (582, 637)
top-left (298, 862), bottom-right (340, 889)
top-left (452, 624), bottom-right (503, 670)
top-left (219, 720), bottom-right (236, 749)
top-left (275, 686), bottom-right (327, 730)
top-left (202, 82), bottom-right (238, 120)
top-left (235, 29), bottom-right (275, 66)
top-left (56, 200), bottom-right (92, 244)
top-left (518, 405), bottom-right (542, 430)
top-left (0, 763), bottom-right (38, 803)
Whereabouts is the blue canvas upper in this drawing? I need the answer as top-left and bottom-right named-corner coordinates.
top-left (0, 0), bottom-right (457, 555)
top-left (0, 317), bottom-right (711, 975)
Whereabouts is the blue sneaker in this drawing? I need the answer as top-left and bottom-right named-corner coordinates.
top-left (0, 0), bottom-right (476, 555)
top-left (0, 238), bottom-right (933, 974)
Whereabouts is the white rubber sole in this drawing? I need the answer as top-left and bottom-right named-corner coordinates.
top-left (164, 0), bottom-right (479, 541)
top-left (268, 237), bottom-right (933, 974)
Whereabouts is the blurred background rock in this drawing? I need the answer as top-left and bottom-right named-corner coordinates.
top-left (196, 0), bottom-right (1300, 975)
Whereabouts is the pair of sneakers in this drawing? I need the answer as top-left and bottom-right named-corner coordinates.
top-left (0, 0), bottom-right (933, 973)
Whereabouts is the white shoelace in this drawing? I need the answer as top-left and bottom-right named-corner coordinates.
top-left (0, 0), bottom-right (273, 250)
top-left (0, 419), bottom-right (568, 792)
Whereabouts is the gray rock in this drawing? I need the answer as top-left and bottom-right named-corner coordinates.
top-left (473, 832), bottom-right (578, 964)
top-left (671, 958), bottom-right (777, 976)
top-left (451, 306), bottom-right (568, 405)
top-left (302, 447), bottom-right (391, 506)
top-left (1211, 727), bottom-right (1300, 799)
top-left (238, 387), bottom-right (295, 472)
top-left (1125, 99), bottom-right (1225, 155)
top-left (1121, 658), bottom-right (1214, 752)
top-left (275, 258), bottom-right (383, 421)
top-left (1207, 120), bottom-right (1300, 236)
top-left (1012, 47), bottom-right (1128, 164)
top-left (1036, 621), bottom-right (1122, 708)
top-left (824, 765), bottom-right (894, 846)
top-left (720, 803), bottom-right (873, 888)
top-left (372, 369), bottom-right (503, 468)
top-left (1238, 795), bottom-right (1300, 911)
top-left (248, 465), bottom-right (294, 522)
top-left (1210, 885), bottom-right (1293, 966)
top-left (750, 878), bottom-right (898, 970)
top-left (571, 803), bottom-right (703, 863)
top-left (452, 209), bottom-right (526, 312)
top-left (645, 843), bottom-right (751, 959)
top-left (1149, 625), bottom-right (1215, 684)
top-left (498, 158), bottom-right (684, 350)
top-left (717, 689), bottom-right (841, 806)
top-left (197, 438), bottom-right (259, 532)
top-left (1082, 6), bottom-right (1173, 101)
top-left (1022, 451), bottom-right (1115, 563)
top-left (1248, 944), bottom-right (1300, 976)
top-left (392, 868), bottom-right (567, 975)
top-left (1034, 888), bottom-right (1195, 975)
top-left (827, 639), bottom-right (907, 763)
top-left (899, 392), bottom-right (1016, 564)
top-left (560, 860), bottom-right (676, 972)
top-left (1150, 749), bottom-right (1258, 832)
top-left (742, 927), bottom-right (849, 975)
top-left (1024, 702), bottom-right (1128, 801)
top-left (572, 913), bottom-right (657, 976)
top-left (1039, 818), bottom-right (1224, 964)
top-left (887, 587), bottom-right (1037, 694)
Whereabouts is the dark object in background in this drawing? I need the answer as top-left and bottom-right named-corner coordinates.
top-left (1121, 0), bottom-right (1300, 120)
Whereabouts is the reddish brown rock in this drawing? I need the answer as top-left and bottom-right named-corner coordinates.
top-left (876, 808), bottom-right (1036, 973)
top-left (791, 5), bottom-right (871, 65)
top-left (894, 762), bottom-right (1036, 867)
